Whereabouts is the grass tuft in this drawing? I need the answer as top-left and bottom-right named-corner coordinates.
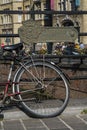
top-left (81, 109), bottom-right (87, 114)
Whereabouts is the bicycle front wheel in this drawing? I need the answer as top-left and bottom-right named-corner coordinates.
top-left (13, 60), bottom-right (69, 118)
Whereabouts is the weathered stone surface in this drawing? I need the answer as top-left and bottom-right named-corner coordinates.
top-left (18, 20), bottom-right (78, 44)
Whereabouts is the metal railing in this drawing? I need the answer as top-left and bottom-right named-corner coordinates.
top-left (0, 10), bottom-right (87, 37)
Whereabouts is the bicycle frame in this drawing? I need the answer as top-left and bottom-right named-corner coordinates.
top-left (0, 57), bottom-right (44, 104)
top-left (0, 61), bottom-right (20, 102)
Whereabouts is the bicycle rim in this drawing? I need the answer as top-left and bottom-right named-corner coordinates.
top-left (13, 60), bottom-right (69, 118)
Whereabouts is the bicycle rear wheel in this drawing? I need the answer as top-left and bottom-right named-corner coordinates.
top-left (13, 60), bottom-right (70, 118)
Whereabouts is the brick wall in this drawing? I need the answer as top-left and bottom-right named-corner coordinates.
top-left (0, 64), bottom-right (87, 98)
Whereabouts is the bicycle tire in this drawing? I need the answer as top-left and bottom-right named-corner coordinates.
top-left (13, 60), bottom-right (70, 118)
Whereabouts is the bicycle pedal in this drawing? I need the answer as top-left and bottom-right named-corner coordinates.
top-left (0, 113), bottom-right (4, 121)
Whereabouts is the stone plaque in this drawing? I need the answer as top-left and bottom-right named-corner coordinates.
top-left (18, 20), bottom-right (78, 44)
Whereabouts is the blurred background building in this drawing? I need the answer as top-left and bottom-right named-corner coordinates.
top-left (0, 0), bottom-right (86, 48)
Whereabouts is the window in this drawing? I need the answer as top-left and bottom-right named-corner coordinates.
top-left (70, 0), bottom-right (80, 10)
top-left (75, 0), bottom-right (80, 7)
top-left (18, 7), bottom-right (22, 22)
top-left (58, 0), bottom-right (80, 11)
top-left (44, 1), bottom-right (50, 10)
top-left (3, 0), bottom-right (11, 4)
top-left (2, 9), bottom-right (12, 24)
top-left (25, 5), bottom-right (30, 20)
top-left (35, 3), bottom-right (42, 20)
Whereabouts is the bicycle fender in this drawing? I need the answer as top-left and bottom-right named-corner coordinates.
top-left (50, 61), bottom-right (71, 85)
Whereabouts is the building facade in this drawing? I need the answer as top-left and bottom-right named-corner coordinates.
top-left (53, 0), bottom-right (82, 43)
top-left (0, 0), bottom-right (87, 45)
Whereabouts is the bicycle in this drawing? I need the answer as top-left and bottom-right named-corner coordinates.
top-left (0, 42), bottom-right (70, 119)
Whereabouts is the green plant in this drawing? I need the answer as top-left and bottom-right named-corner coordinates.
top-left (38, 48), bottom-right (47, 54)
top-left (77, 48), bottom-right (87, 55)
top-left (81, 109), bottom-right (87, 114)
top-left (53, 50), bottom-right (63, 55)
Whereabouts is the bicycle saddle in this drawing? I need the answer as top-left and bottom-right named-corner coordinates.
top-left (2, 43), bottom-right (23, 52)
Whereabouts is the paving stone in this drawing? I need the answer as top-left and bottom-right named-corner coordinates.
top-left (26, 128), bottom-right (47, 130)
top-left (60, 115), bottom-right (87, 130)
top-left (42, 117), bottom-right (68, 129)
top-left (51, 128), bottom-right (70, 130)
top-left (80, 114), bottom-right (87, 121)
top-left (3, 120), bottom-right (24, 130)
top-left (23, 119), bottom-right (45, 129)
